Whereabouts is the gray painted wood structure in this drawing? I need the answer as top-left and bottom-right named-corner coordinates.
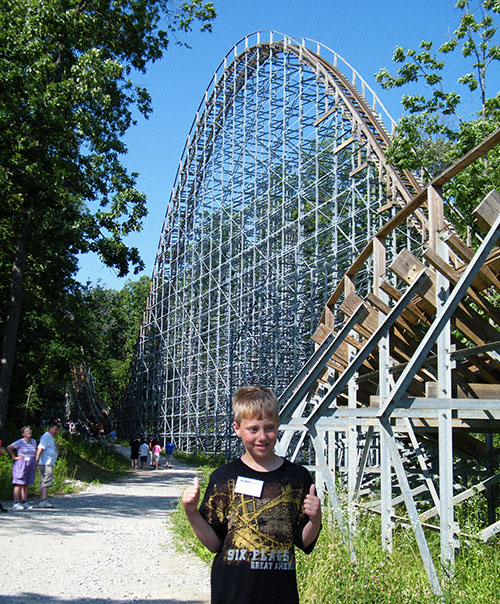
top-left (277, 129), bottom-right (500, 596)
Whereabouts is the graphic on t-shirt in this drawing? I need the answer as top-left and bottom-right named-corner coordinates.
top-left (204, 477), bottom-right (305, 570)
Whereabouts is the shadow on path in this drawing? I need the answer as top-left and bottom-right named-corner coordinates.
top-left (0, 594), bottom-right (206, 604)
top-left (0, 460), bottom-right (200, 539)
top-left (0, 450), bottom-right (209, 604)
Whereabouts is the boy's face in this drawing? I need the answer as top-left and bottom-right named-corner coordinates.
top-left (233, 415), bottom-right (279, 461)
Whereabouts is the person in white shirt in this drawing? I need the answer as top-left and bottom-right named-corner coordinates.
top-left (35, 421), bottom-right (60, 508)
top-left (139, 441), bottom-right (149, 469)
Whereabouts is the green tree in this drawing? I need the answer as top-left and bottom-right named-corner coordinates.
top-left (80, 276), bottom-right (150, 410)
top-left (375, 0), bottom-right (500, 234)
top-left (0, 0), bottom-right (215, 438)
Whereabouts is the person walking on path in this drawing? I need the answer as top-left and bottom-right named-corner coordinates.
top-left (35, 421), bottom-right (60, 507)
top-left (152, 441), bottom-right (162, 470)
top-left (164, 438), bottom-right (176, 468)
top-left (7, 426), bottom-right (38, 510)
top-left (182, 385), bottom-right (322, 604)
top-left (130, 434), bottom-right (140, 468)
top-left (139, 440), bottom-right (149, 469)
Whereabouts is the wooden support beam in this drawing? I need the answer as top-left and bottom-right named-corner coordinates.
top-left (380, 280), bottom-right (429, 325)
top-left (423, 247), bottom-right (500, 327)
top-left (445, 232), bottom-right (500, 292)
top-left (389, 249), bottom-right (436, 314)
top-left (472, 190), bottom-right (500, 233)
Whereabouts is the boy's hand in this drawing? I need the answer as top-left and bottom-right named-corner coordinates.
top-left (182, 476), bottom-right (201, 516)
top-left (304, 483), bottom-right (321, 525)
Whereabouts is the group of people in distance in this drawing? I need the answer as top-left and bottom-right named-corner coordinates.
top-left (5, 421), bottom-right (60, 510)
top-left (129, 434), bottom-right (176, 470)
top-left (182, 385), bottom-right (322, 604)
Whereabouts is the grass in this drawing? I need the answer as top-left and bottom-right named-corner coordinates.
top-left (169, 451), bottom-right (221, 564)
top-left (296, 504), bottom-right (500, 604)
top-left (0, 431), bottom-right (130, 502)
top-left (296, 509), bottom-right (439, 604)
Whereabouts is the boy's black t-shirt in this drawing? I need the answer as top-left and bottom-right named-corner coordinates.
top-left (199, 457), bottom-right (319, 604)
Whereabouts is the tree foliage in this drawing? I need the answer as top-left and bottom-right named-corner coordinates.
top-left (375, 0), bottom-right (500, 235)
top-left (0, 0), bottom-right (215, 436)
top-left (80, 277), bottom-right (151, 410)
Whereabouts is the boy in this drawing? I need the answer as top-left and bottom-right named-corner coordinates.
top-left (182, 385), bottom-right (321, 604)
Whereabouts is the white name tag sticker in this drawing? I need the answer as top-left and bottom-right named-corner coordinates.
top-left (235, 476), bottom-right (264, 498)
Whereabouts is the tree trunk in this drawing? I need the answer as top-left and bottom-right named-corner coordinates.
top-left (0, 209), bottom-right (33, 439)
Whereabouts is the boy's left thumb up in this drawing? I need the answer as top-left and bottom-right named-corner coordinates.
top-left (309, 483), bottom-right (317, 496)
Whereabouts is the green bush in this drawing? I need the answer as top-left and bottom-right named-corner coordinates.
top-left (0, 452), bottom-right (13, 500)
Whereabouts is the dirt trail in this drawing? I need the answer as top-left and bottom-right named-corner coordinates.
top-left (0, 451), bottom-right (210, 604)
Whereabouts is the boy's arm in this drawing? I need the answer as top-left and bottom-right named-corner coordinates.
top-left (182, 477), bottom-right (222, 553)
top-left (302, 483), bottom-right (322, 548)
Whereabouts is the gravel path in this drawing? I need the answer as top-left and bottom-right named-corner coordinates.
top-left (0, 451), bottom-right (210, 604)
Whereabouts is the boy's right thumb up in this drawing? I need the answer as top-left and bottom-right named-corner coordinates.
top-left (194, 476), bottom-right (199, 489)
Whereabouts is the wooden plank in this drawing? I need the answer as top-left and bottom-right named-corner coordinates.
top-left (312, 322), bottom-right (333, 345)
top-left (380, 281), bottom-right (429, 324)
top-left (423, 247), bottom-right (500, 326)
top-left (458, 383), bottom-right (500, 399)
top-left (426, 381), bottom-right (500, 400)
top-left (423, 247), bottom-right (460, 284)
top-left (444, 232), bottom-right (473, 263)
top-left (377, 201), bottom-right (393, 214)
top-left (397, 418), bottom-right (500, 430)
top-left (313, 106), bottom-right (336, 127)
top-left (332, 135), bottom-right (355, 156)
top-left (455, 303), bottom-right (500, 349)
top-left (365, 292), bottom-right (416, 334)
top-left (445, 232), bottom-right (500, 291)
top-left (349, 161), bottom-right (368, 178)
top-left (389, 250), bottom-right (436, 314)
top-left (326, 358), bottom-right (347, 373)
top-left (340, 292), bottom-right (379, 334)
top-left (472, 189), bottom-right (500, 233)
top-left (391, 250), bottom-right (497, 349)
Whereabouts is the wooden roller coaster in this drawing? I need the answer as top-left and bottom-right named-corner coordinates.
top-left (277, 128), bottom-right (500, 596)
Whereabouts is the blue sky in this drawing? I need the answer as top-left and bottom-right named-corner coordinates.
top-left (77, 0), bottom-right (466, 290)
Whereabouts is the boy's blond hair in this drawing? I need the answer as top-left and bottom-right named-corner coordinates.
top-left (232, 385), bottom-right (280, 425)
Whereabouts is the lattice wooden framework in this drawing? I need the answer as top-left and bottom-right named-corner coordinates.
top-left (278, 129), bottom-right (500, 596)
top-left (120, 31), bottom-right (422, 452)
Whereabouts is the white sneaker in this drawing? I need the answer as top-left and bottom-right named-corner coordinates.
top-left (12, 502), bottom-right (24, 511)
top-left (38, 499), bottom-right (53, 508)
top-left (22, 502), bottom-right (32, 510)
